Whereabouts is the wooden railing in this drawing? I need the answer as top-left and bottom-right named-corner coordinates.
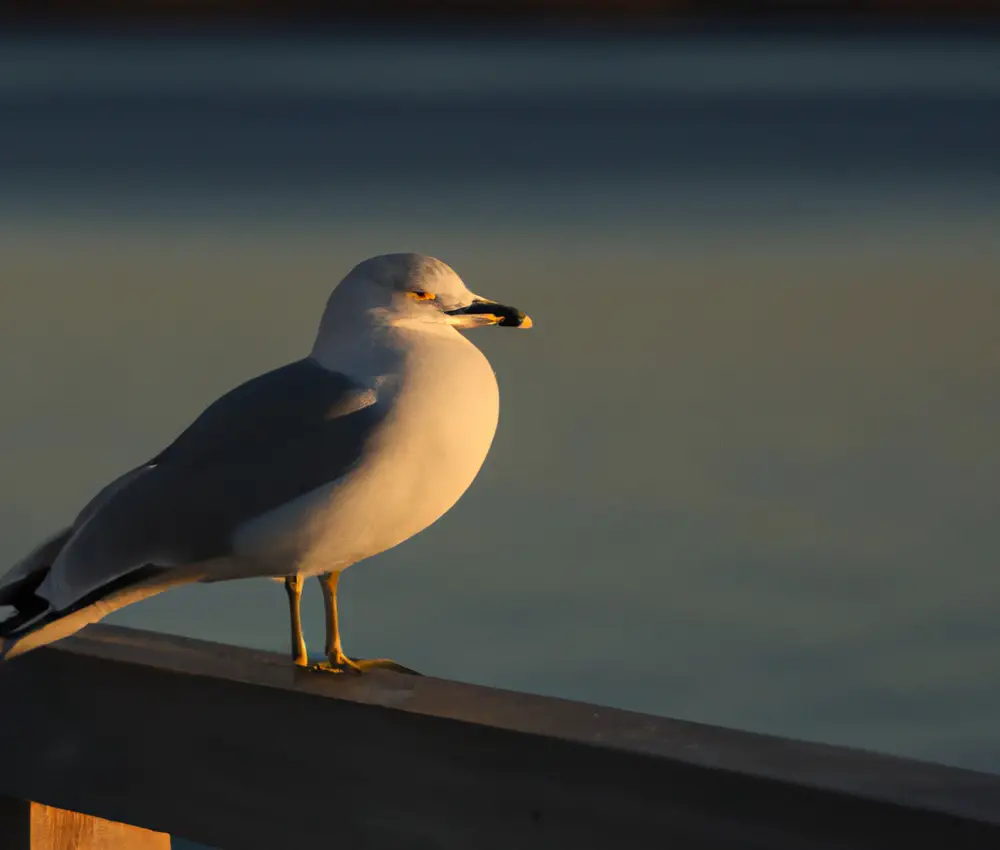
top-left (1, 625), bottom-right (999, 849)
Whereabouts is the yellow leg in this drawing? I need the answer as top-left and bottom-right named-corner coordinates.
top-left (318, 571), bottom-right (358, 671)
top-left (310, 572), bottom-right (420, 676)
top-left (284, 575), bottom-right (308, 667)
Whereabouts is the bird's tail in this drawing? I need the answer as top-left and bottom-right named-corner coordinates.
top-left (1, 560), bottom-right (211, 662)
top-left (0, 527), bottom-right (73, 607)
top-left (0, 528), bottom-right (74, 657)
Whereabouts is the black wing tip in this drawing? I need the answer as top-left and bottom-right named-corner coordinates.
top-left (0, 570), bottom-right (51, 638)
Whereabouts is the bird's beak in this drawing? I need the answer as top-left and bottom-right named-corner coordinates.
top-left (444, 297), bottom-right (533, 330)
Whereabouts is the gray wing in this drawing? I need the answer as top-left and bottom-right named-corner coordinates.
top-left (36, 358), bottom-right (383, 611)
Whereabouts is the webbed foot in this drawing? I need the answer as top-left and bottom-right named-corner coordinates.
top-left (306, 655), bottom-right (421, 676)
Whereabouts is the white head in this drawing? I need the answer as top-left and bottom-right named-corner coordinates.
top-left (313, 253), bottom-right (532, 347)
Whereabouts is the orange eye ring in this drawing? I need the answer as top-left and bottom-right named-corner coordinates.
top-left (407, 290), bottom-right (436, 301)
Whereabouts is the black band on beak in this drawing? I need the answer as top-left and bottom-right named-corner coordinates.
top-left (446, 300), bottom-right (532, 328)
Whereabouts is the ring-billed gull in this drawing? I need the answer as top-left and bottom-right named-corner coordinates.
top-left (0, 253), bottom-right (532, 672)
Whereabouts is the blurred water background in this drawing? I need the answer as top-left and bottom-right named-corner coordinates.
top-left (1, 29), bottom-right (999, 846)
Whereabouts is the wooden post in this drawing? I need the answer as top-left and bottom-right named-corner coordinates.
top-left (0, 797), bottom-right (170, 849)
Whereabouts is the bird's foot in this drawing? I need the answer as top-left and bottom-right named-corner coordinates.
top-left (307, 654), bottom-right (421, 676)
top-left (352, 658), bottom-right (422, 676)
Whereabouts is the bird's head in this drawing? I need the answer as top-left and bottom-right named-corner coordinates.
top-left (320, 253), bottom-right (532, 334)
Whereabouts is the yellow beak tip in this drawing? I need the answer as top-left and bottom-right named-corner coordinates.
top-left (518, 314), bottom-right (533, 329)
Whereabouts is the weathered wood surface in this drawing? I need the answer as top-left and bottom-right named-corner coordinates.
top-left (0, 798), bottom-right (170, 849)
top-left (1, 624), bottom-right (999, 849)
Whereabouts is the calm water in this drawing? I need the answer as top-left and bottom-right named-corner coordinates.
top-left (2, 32), bottom-right (1000, 844)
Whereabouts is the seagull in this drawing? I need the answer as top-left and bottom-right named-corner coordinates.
top-left (0, 253), bottom-right (531, 672)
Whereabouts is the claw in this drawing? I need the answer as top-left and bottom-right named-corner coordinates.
top-left (308, 656), bottom-right (363, 675)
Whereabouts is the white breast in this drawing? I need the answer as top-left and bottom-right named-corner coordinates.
top-left (232, 327), bottom-right (500, 577)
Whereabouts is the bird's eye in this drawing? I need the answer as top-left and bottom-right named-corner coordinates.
top-left (407, 290), bottom-right (436, 301)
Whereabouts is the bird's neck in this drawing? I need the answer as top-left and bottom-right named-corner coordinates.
top-left (309, 319), bottom-right (471, 390)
